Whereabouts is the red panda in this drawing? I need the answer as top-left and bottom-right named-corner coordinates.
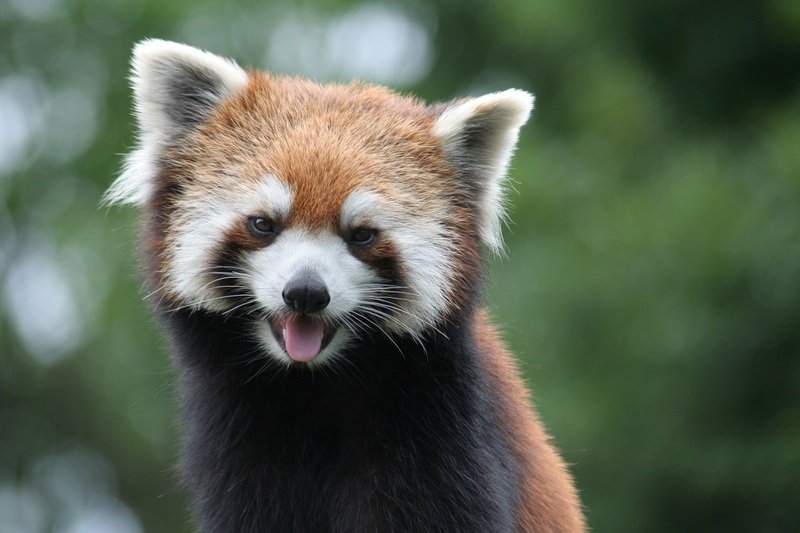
top-left (106, 39), bottom-right (586, 532)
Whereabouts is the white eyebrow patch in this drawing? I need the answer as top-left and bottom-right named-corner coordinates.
top-left (238, 174), bottom-right (294, 219)
top-left (340, 188), bottom-right (388, 229)
top-left (256, 174), bottom-right (293, 219)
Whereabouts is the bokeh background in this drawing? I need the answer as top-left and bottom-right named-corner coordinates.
top-left (2, 0), bottom-right (800, 531)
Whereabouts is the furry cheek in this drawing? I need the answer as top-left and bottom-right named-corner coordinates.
top-left (159, 174), bottom-right (294, 312)
top-left (339, 187), bottom-right (458, 334)
top-left (164, 201), bottom-right (242, 311)
top-left (386, 221), bottom-right (456, 333)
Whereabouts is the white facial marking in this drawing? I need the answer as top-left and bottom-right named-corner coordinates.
top-left (340, 188), bottom-right (387, 230)
top-left (239, 174), bottom-right (294, 222)
top-left (246, 228), bottom-right (379, 365)
top-left (242, 188), bottom-right (459, 365)
top-left (166, 174), bottom-right (293, 311)
top-left (340, 187), bottom-right (456, 336)
top-left (390, 219), bottom-right (455, 334)
top-left (168, 197), bottom-right (240, 311)
top-left (247, 228), bottom-right (378, 316)
top-left (166, 183), bottom-right (460, 365)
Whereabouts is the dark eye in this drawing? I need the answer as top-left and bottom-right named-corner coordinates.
top-left (249, 217), bottom-right (277, 238)
top-left (349, 227), bottom-right (377, 246)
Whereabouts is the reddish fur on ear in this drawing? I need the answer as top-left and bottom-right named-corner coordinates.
top-left (474, 309), bottom-right (586, 532)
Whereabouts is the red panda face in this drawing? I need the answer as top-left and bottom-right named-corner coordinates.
top-left (106, 40), bottom-right (532, 366)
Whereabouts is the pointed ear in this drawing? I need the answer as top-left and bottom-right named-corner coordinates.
top-left (132, 39), bottom-right (248, 138)
top-left (104, 39), bottom-right (248, 206)
top-left (433, 89), bottom-right (534, 253)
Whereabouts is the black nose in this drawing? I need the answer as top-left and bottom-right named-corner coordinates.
top-left (282, 271), bottom-right (330, 314)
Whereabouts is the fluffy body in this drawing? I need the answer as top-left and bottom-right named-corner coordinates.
top-left (108, 39), bottom-right (585, 532)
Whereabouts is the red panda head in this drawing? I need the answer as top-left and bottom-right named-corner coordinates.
top-left (106, 39), bottom-right (533, 365)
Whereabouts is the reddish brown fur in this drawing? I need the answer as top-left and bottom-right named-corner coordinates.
top-left (147, 70), bottom-right (585, 529)
top-left (195, 73), bottom-right (453, 225)
top-left (158, 73), bottom-right (481, 313)
top-left (475, 309), bottom-right (586, 531)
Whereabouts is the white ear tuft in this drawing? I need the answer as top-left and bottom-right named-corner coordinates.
top-left (131, 39), bottom-right (248, 138)
top-left (103, 39), bottom-right (248, 206)
top-left (434, 89), bottom-right (534, 253)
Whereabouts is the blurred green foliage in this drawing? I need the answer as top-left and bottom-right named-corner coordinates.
top-left (2, 0), bottom-right (799, 531)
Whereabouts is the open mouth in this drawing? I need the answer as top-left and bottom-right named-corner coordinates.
top-left (269, 315), bottom-right (337, 363)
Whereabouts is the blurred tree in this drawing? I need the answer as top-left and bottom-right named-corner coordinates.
top-left (1, 0), bottom-right (799, 531)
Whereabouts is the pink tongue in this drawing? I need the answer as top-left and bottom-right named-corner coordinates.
top-left (283, 316), bottom-right (325, 362)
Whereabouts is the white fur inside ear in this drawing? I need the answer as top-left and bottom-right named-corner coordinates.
top-left (434, 89), bottom-right (534, 253)
top-left (132, 39), bottom-right (248, 137)
top-left (103, 39), bottom-right (248, 206)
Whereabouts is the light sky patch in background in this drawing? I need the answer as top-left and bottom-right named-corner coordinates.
top-left (266, 3), bottom-right (434, 86)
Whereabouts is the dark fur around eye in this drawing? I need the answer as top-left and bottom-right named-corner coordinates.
top-left (249, 217), bottom-right (278, 238)
top-left (348, 228), bottom-right (377, 246)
